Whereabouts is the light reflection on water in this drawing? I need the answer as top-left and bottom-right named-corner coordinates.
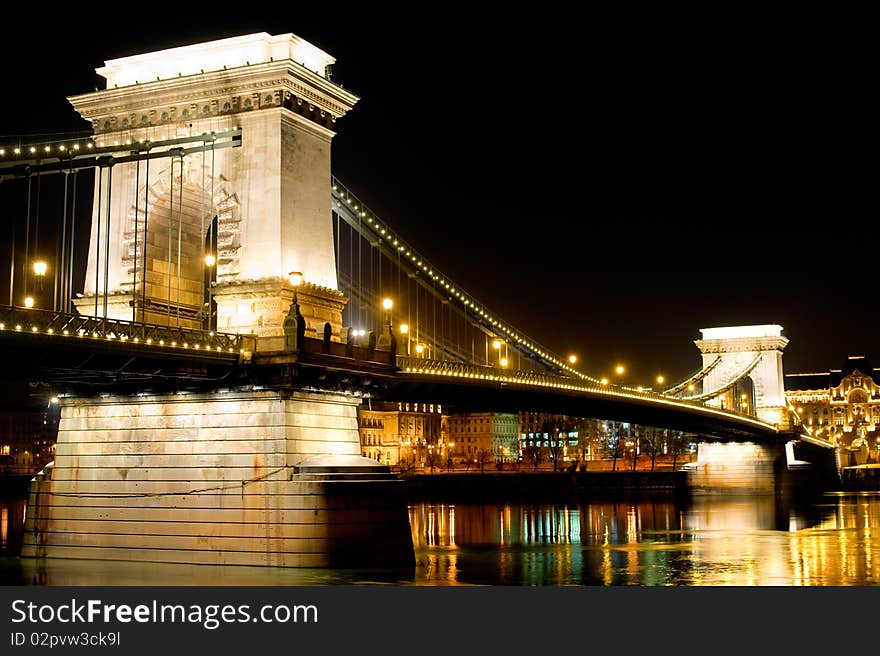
top-left (409, 495), bottom-right (880, 585)
top-left (2, 494), bottom-right (880, 585)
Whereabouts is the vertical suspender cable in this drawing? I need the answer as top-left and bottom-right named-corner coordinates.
top-left (141, 158), bottom-right (149, 321)
top-left (103, 163), bottom-right (112, 320)
top-left (23, 174), bottom-right (31, 303)
top-left (5, 180), bottom-right (13, 306)
top-left (132, 158), bottom-right (140, 322)
top-left (335, 205), bottom-right (341, 297)
top-left (176, 155), bottom-right (184, 326)
top-left (208, 140), bottom-right (215, 332)
top-left (57, 170), bottom-right (69, 313)
top-left (348, 220), bottom-right (353, 329)
top-left (33, 171), bottom-right (41, 271)
top-left (94, 167), bottom-right (102, 317)
top-left (357, 214), bottom-right (362, 328)
top-left (200, 148), bottom-right (205, 328)
top-left (167, 161), bottom-right (173, 323)
top-left (68, 170), bottom-right (77, 313)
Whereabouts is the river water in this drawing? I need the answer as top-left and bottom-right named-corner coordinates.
top-left (2, 493), bottom-right (879, 585)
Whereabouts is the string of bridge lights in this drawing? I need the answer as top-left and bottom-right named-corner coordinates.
top-left (5, 132), bottom-right (701, 396)
top-left (399, 362), bottom-right (776, 430)
top-left (0, 319), bottom-right (242, 354)
top-left (0, 127), bottom-right (240, 161)
top-left (330, 178), bottom-right (620, 386)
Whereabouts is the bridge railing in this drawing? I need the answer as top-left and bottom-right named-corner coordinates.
top-left (396, 357), bottom-right (776, 426)
top-left (0, 305), bottom-right (246, 358)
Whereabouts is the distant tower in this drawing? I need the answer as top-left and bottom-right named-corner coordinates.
top-left (694, 325), bottom-right (788, 425)
top-left (68, 32), bottom-right (359, 342)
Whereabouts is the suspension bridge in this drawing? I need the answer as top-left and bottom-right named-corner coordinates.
top-left (0, 32), bottom-right (832, 569)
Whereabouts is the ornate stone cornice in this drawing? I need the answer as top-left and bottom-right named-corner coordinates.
top-left (69, 60), bottom-right (359, 122)
top-left (695, 335), bottom-right (789, 354)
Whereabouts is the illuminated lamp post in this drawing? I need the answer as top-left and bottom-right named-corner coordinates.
top-left (493, 339), bottom-right (509, 368)
top-left (27, 260), bottom-right (48, 309)
top-left (284, 271), bottom-right (305, 349)
top-left (399, 323), bottom-right (410, 355)
top-left (204, 254), bottom-right (216, 330)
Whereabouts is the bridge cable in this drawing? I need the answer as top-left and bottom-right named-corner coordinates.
top-left (141, 158), bottom-right (149, 322)
top-left (33, 170), bottom-right (41, 280)
top-left (132, 157), bottom-right (140, 322)
top-left (68, 169), bottom-right (78, 314)
top-left (58, 169), bottom-right (69, 313)
top-left (200, 148), bottom-right (205, 328)
top-left (103, 163), bottom-right (112, 321)
top-left (23, 173), bottom-right (32, 303)
top-left (94, 167), bottom-right (102, 317)
top-left (4, 179), bottom-right (13, 306)
top-left (208, 139), bottom-right (215, 331)
top-left (167, 160), bottom-right (173, 323)
top-left (176, 154), bottom-right (184, 327)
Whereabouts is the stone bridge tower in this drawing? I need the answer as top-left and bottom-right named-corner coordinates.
top-left (695, 324), bottom-right (788, 426)
top-left (69, 32), bottom-right (359, 342)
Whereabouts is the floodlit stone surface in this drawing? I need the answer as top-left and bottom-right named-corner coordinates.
top-left (22, 391), bottom-right (414, 568)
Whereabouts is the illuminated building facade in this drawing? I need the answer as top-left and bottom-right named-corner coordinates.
top-left (446, 412), bottom-right (518, 464)
top-left (786, 356), bottom-right (880, 466)
top-left (518, 412), bottom-right (588, 465)
top-left (0, 410), bottom-right (58, 475)
top-left (357, 401), bottom-right (442, 466)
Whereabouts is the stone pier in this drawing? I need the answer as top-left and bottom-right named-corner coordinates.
top-left (22, 390), bottom-right (414, 568)
top-left (687, 439), bottom-right (837, 497)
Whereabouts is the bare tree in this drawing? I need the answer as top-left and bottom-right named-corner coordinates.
top-left (523, 439), bottom-right (542, 471)
top-left (610, 422), bottom-right (625, 472)
top-left (639, 426), bottom-right (665, 471)
top-left (543, 419), bottom-right (567, 473)
top-left (476, 448), bottom-right (491, 473)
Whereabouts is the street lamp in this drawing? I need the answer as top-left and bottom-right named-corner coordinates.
top-left (23, 296), bottom-right (34, 308)
top-left (286, 271), bottom-right (304, 344)
top-left (568, 354), bottom-right (578, 365)
top-left (33, 261), bottom-right (47, 277)
top-left (204, 254), bottom-right (216, 330)
top-left (492, 338), bottom-right (508, 368)
top-left (382, 297), bottom-right (393, 331)
top-left (288, 271), bottom-right (303, 310)
top-left (399, 323), bottom-right (410, 355)
top-left (656, 375), bottom-right (665, 385)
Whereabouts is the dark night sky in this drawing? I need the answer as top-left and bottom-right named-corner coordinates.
top-left (0, 9), bottom-right (873, 386)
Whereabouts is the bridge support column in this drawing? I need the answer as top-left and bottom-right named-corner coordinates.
top-left (688, 442), bottom-right (785, 495)
top-left (21, 390), bottom-right (413, 570)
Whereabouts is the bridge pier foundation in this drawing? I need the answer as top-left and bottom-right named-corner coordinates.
top-left (688, 442), bottom-right (785, 495)
top-left (688, 440), bottom-right (837, 497)
top-left (21, 390), bottom-right (414, 570)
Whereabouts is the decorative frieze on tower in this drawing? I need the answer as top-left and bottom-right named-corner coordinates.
top-left (68, 32), bottom-right (359, 343)
top-left (694, 325), bottom-right (789, 426)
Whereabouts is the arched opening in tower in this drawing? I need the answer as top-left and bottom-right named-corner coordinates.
top-left (135, 161), bottom-right (217, 330)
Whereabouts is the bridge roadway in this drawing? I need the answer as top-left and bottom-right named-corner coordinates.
top-left (0, 306), bottom-right (818, 445)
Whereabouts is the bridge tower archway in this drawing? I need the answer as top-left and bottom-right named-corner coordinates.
top-left (694, 325), bottom-right (788, 426)
top-left (68, 32), bottom-right (359, 341)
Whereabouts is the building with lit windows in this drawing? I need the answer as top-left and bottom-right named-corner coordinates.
top-left (357, 401), bottom-right (443, 467)
top-left (0, 410), bottom-right (58, 475)
top-left (445, 412), bottom-right (518, 465)
top-left (518, 412), bottom-right (591, 466)
top-left (785, 356), bottom-right (880, 466)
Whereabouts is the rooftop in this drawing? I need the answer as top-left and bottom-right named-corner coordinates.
top-left (96, 32), bottom-right (335, 88)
